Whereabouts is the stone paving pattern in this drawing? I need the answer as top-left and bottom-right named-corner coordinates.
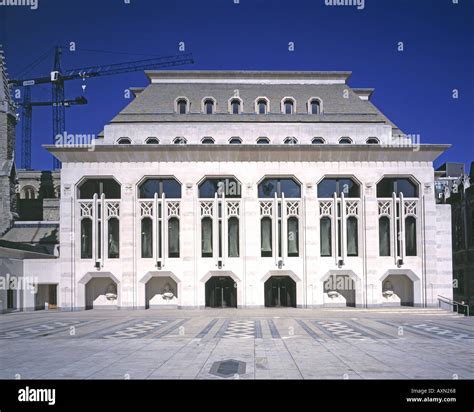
top-left (0, 308), bottom-right (472, 380)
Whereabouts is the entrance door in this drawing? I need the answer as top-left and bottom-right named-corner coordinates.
top-left (264, 276), bottom-right (296, 308)
top-left (205, 277), bottom-right (237, 308)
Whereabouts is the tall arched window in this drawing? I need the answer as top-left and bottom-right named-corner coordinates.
top-left (346, 216), bottom-right (358, 256)
top-left (309, 99), bottom-right (321, 115)
top-left (138, 177), bottom-right (182, 260)
top-left (258, 177), bottom-right (301, 259)
top-left (230, 99), bottom-right (241, 114)
top-left (199, 177), bottom-right (241, 260)
top-left (176, 98), bottom-right (188, 114)
top-left (261, 217), bottom-right (273, 257)
top-left (283, 98), bottom-right (295, 114)
top-left (228, 217), bottom-right (239, 257)
top-left (81, 219), bottom-right (92, 259)
top-left (377, 177), bottom-right (419, 260)
top-left (141, 218), bottom-right (153, 258)
top-left (203, 98), bottom-right (215, 114)
top-left (256, 98), bottom-right (268, 114)
top-left (320, 216), bottom-right (332, 257)
top-left (107, 218), bottom-right (120, 258)
top-left (379, 216), bottom-right (391, 256)
top-left (201, 217), bottom-right (213, 257)
top-left (287, 217), bottom-right (299, 257)
top-left (168, 217), bottom-right (180, 258)
top-left (405, 216), bottom-right (417, 256)
top-left (318, 177), bottom-right (360, 260)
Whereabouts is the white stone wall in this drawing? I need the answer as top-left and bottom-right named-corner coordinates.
top-left (49, 158), bottom-right (453, 310)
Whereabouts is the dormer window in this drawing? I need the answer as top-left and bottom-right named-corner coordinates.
top-left (366, 137), bottom-right (380, 144)
top-left (203, 98), bottom-right (216, 114)
top-left (339, 137), bottom-right (353, 144)
top-left (229, 137), bottom-right (242, 144)
top-left (173, 137), bottom-right (187, 145)
top-left (256, 98), bottom-right (269, 114)
top-left (201, 137), bottom-right (215, 144)
top-left (309, 98), bottom-right (322, 115)
top-left (257, 137), bottom-right (270, 144)
top-left (117, 137), bottom-right (131, 145)
top-left (284, 137), bottom-right (298, 145)
top-left (230, 98), bottom-right (242, 114)
top-left (176, 98), bottom-right (189, 114)
top-left (312, 137), bottom-right (325, 144)
top-left (145, 137), bottom-right (159, 144)
top-left (282, 98), bottom-right (295, 114)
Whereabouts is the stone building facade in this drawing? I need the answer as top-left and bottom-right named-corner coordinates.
top-left (3, 70), bottom-right (454, 311)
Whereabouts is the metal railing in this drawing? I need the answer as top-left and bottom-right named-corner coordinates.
top-left (438, 295), bottom-right (470, 317)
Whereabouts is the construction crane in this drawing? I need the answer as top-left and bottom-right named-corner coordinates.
top-left (20, 90), bottom-right (87, 169)
top-left (10, 47), bottom-right (194, 169)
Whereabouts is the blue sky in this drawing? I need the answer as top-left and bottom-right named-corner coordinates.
top-left (0, 0), bottom-right (473, 171)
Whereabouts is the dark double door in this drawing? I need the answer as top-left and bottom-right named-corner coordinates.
top-left (265, 276), bottom-right (296, 308)
top-left (205, 276), bottom-right (237, 308)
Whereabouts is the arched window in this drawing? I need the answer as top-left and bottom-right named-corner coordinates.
top-left (203, 98), bottom-right (215, 114)
top-left (256, 98), bottom-right (268, 114)
top-left (317, 177), bottom-right (360, 198)
top-left (229, 137), bottom-right (242, 144)
top-left (346, 216), bottom-right (358, 256)
top-left (173, 136), bottom-right (187, 145)
top-left (81, 218), bottom-right (93, 259)
top-left (377, 177), bottom-right (418, 198)
top-left (339, 137), bottom-right (353, 144)
top-left (108, 218), bottom-right (120, 258)
top-left (228, 217), bottom-right (239, 257)
top-left (258, 177), bottom-right (301, 198)
top-left (405, 216), bottom-right (417, 256)
top-left (379, 216), bottom-right (391, 256)
top-left (320, 216), bottom-right (332, 257)
top-left (366, 137), bottom-right (380, 144)
top-left (117, 137), bottom-right (131, 145)
top-left (201, 137), bottom-right (215, 144)
top-left (199, 177), bottom-right (241, 198)
top-left (230, 98), bottom-right (241, 114)
top-left (261, 217), bottom-right (273, 257)
top-left (22, 186), bottom-right (36, 200)
top-left (256, 137), bottom-right (270, 144)
top-left (283, 98), bottom-right (295, 114)
top-left (287, 216), bottom-right (299, 257)
top-left (78, 178), bottom-right (121, 199)
top-left (284, 137), bottom-right (298, 145)
top-left (309, 98), bottom-right (322, 115)
top-left (201, 217), bottom-right (213, 257)
top-left (312, 137), bottom-right (325, 145)
top-left (176, 98), bottom-right (188, 114)
top-left (145, 137), bottom-right (159, 144)
top-left (141, 218), bottom-right (153, 258)
top-left (139, 178), bottom-right (181, 199)
top-left (168, 217), bottom-right (180, 258)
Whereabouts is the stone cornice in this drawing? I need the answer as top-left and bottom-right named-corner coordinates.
top-left (44, 144), bottom-right (450, 164)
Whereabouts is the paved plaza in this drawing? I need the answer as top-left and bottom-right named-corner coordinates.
top-left (0, 308), bottom-right (472, 380)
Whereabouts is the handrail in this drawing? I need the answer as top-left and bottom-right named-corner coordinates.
top-left (438, 295), bottom-right (470, 317)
